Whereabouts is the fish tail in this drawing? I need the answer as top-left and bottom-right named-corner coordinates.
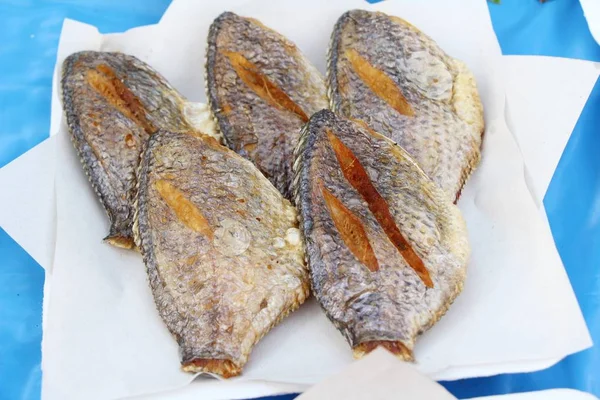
top-left (353, 341), bottom-right (415, 362)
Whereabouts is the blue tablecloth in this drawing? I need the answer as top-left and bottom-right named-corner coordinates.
top-left (1, 1), bottom-right (599, 399)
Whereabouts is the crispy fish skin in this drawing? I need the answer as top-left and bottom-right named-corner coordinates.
top-left (134, 131), bottom-right (309, 377)
top-left (206, 12), bottom-right (328, 200)
top-left (62, 51), bottom-right (216, 248)
top-left (294, 110), bottom-right (469, 360)
top-left (328, 10), bottom-right (484, 201)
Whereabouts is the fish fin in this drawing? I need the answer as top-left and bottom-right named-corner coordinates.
top-left (104, 234), bottom-right (135, 249)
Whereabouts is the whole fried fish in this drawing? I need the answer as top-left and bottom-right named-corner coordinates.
top-left (327, 10), bottom-right (484, 201)
top-left (206, 12), bottom-right (328, 200)
top-left (294, 110), bottom-right (469, 360)
top-left (62, 51), bottom-right (218, 248)
top-left (134, 131), bottom-right (309, 377)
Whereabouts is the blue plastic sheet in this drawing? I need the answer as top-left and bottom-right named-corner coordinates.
top-left (0, 1), bottom-right (599, 399)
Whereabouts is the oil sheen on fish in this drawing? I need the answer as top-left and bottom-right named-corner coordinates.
top-left (294, 110), bottom-right (470, 360)
top-left (327, 10), bottom-right (484, 201)
top-left (62, 51), bottom-right (218, 248)
top-left (134, 131), bottom-right (309, 377)
top-left (206, 12), bottom-right (328, 200)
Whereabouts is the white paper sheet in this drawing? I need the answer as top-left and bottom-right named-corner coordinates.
top-left (0, 0), bottom-right (594, 399)
top-left (5, 55), bottom-right (597, 270)
top-left (503, 55), bottom-right (599, 206)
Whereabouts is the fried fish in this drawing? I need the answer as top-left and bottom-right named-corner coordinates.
top-left (327, 10), bottom-right (484, 201)
top-left (206, 12), bottom-right (328, 200)
top-left (62, 51), bottom-right (218, 248)
top-left (134, 131), bottom-right (309, 377)
top-left (294, 110), bottom-right (469, 360)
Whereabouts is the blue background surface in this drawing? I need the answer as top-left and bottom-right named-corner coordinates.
top-left (0, 0), bottom-right (599, 399)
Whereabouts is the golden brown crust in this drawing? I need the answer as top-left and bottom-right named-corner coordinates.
top-left (326, 128), bottom-right (433, 288)
top-left (153, 180), bottom-right (214, 239)
top-left (86, 64), bottom-right (156, 135)
top-left (321, 184), bottom-right (379, 272)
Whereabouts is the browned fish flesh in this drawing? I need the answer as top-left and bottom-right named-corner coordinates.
top-left (327, 10), bottom-right (484, 201)
top-left (134, 130), bottom-right (309, 377)
top-left (294, 110), bottom-right (470, 360)
top-left (206, 12), bottom-right (329, 200)
top-left (62, 51), bottom-right (218, 248)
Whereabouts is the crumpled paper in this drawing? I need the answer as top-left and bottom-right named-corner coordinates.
top-left (0, 0), bottom-right (594, 399)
